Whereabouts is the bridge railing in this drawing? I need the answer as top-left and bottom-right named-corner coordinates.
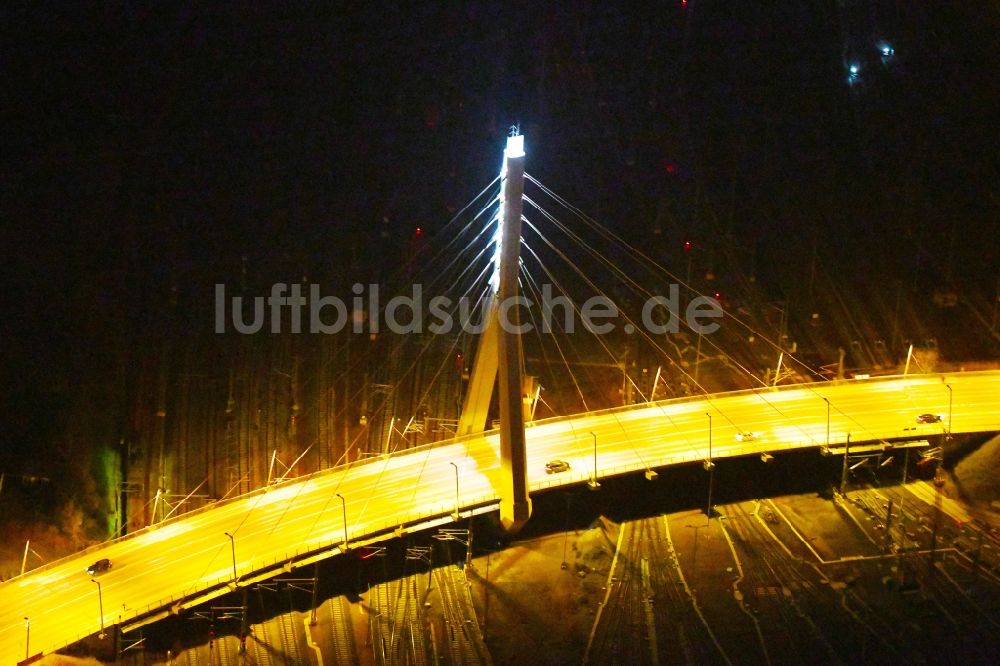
top-left (522, 368), bottom-right (1000, 434)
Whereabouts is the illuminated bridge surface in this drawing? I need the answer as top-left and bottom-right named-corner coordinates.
top-left (3, 371), bottom-right (999, 659)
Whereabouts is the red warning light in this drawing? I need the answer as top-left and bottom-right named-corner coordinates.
top-left (683, 240), bottom-right (693, 252)
top-left (415, 227), bottom-right (423, 237)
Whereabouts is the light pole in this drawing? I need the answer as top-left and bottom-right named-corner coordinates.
top-left (840, 433), bottom-right (851, 495)
top-left (484, 549), bottom-right (492, 640)
top-left (336, 493), bottom-right (349, 550)
top-left (824, 398), bottom-right (830, 450)
top-left (91, 579), bottom-right (105, 639)
top-left (449, 462), bottom-right (460, 520)
top-left (587, 432), bottom-right (600, 490)
top-left (24, 617), bottom-right (29, 660)
top-left (561, 493), bottom-right (573, 570)
top-left (946, 383), bottom-right (953, 442)
top-left (706, 413), bottom-right (712, 460)
top-left (704, 413), bottom-right (715, 517)
top-left (224, 532), bottom-right (238, 587)
top-left (686, 247), bottom-right (693, 291)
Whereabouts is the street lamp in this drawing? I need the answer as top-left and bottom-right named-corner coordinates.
top-left (706, 413), bottom-right (712, 461)
top-left (685, 242), bottom-right (693, 290)
top-left (703, 413), bottom-right (715, 518)
top-left (561, 493), bottom-right (573, 570)
top-left (587, 432), bottom-right (600, 490)
top-left (91, 579), bottom-right (105, 640)
top-left (336, 493), bottom-right (349, 550)
top-left (840, 433), bottom-right (851, 495)
top-left (450, 462), bottom-right (460, 520)
top-left (945, 384), bottom-right (953, 441)
top-left (24, 617), bottom-right (29, 660)
top-left (224, 532), bottom-right (238, 587)
top-left (823, 397), bottom-right (830, 450)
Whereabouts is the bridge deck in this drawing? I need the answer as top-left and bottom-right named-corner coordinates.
top-left (3, 371), bottom-right (999, 659)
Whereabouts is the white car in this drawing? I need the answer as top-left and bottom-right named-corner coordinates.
top-left (735, 432), bottom-right (759, 442)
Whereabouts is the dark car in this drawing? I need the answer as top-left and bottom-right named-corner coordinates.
top-left (545, 460), bottom-right (571, 474)
top-left (916, 413), bottom-right (943, 424)
top-left (86, 558), bottom-right (112, 575)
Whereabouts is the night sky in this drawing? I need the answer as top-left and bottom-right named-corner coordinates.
top-left (2, 1), bottom-right (999, 476)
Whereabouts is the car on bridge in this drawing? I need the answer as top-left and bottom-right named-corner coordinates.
top-left (735, 431), bottom-right (759, 442)
top-left (86, 558), bottom-right (112, 576)
top-left (916, 413), bottom-right (943, 424)
top-left (545, 460), bottom-right (571, 474)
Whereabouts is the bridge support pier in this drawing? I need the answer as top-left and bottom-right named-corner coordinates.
top-left (457, 134), bottom-right (531, 533)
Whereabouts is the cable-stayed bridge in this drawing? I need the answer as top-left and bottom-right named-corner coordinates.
top-left (3, 370), bottom-right (999, 659)
top-left (4, 136), bottom-right (999, 661)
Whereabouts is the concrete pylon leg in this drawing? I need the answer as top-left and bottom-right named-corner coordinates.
top-left (456, 298), bottom-right (498, 437)
top-left (496, 137), bottom-right (531, 532)
top-left (456, 134), bottom-right (532, 533)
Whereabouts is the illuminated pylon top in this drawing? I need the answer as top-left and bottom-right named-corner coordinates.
top-left (491, 134), bottom-right (525, 293)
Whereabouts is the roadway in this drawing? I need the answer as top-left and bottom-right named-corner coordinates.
top-left (2, 370), bottom-right (999, 660)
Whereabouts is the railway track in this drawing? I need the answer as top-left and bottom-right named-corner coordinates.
top-left (369, 578), bottom-right (427, 666)
top-left (215, 635), bottom-right (238, 666)
top-left (435, 565), bottom-right (490, 665)
top-left (277, 596), bottom-right (304, 665)
top-left (585, 519), bottom-right (648, 663)
top-left (761, 485), bottom-right (1000, 664)
top-left (327, 595), bottom-right (357, 664)
top-left (720, 501), bottom-right (844, 664)
top-left (846, 483), bottom-right (1000, 660)
top-left (585, 516), bottom-right (730, 665)
top-left (250, 615), bottom-right (276, 666)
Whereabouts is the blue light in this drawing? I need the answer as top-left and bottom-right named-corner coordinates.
top-left (846, 63), bottom-right (861, 86)
top-left (879, 43), bottom-right (894, 58)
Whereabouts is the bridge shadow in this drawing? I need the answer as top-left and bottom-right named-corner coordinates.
top-left (133, 444), bottom-right (947, 658)
top-left (508, 446), bottom-right (849, 541)
top-left (510, 438), bottom-right (967, 545)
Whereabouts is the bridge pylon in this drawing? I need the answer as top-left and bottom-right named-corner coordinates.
top-left (456, 133), bottom-right (531, 533)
